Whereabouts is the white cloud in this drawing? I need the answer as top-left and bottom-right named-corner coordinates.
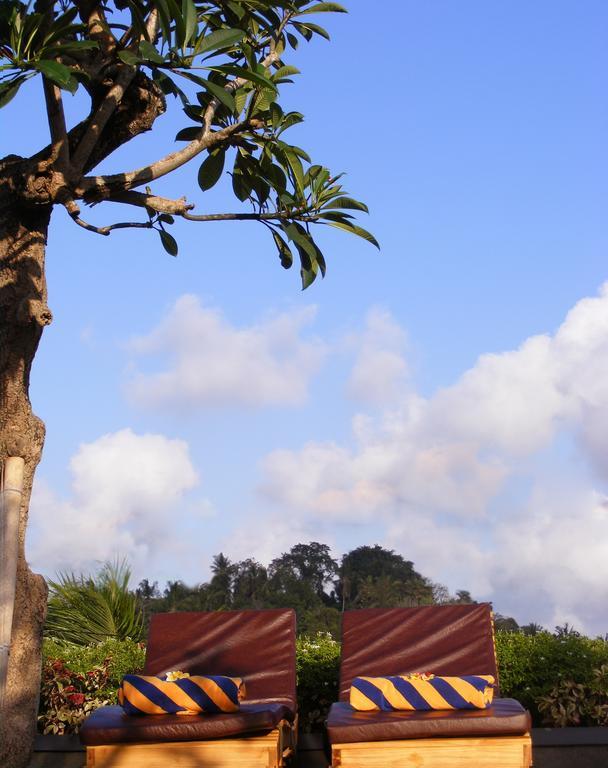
top-left (125, 295), bottom-right (327, 409)
top-left (347, 308), bottom-right (410, 405)
top-left (258, 286), bottom-right (608, 635)
top-left (27, 429), bottom-right (208, 584)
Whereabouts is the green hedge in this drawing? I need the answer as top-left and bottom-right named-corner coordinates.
top-left (41, 630), bottom-right (608, 733)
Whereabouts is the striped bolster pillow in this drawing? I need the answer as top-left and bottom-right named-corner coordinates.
top-left (350, 674), bottom-right (495, 711)
top-left (118, 674), bottom-right (246, 715)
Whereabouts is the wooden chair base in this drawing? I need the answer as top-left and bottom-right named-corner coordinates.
top-left (86, 718), bottom-right (296, 768)
top-left (331, 733), bottom-right (532, 768)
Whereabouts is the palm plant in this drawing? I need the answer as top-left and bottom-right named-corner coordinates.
top-left (45, 560), bottom-right (144, 645)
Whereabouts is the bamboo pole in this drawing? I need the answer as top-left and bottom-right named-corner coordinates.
top-left (0, 457), bottom-right (25, 714)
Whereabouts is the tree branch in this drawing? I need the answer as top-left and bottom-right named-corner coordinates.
top-left (75, 119), bottom-right (259, 199)
top-left (71, 10), bottom-right (160, 175)
top-left (107, 190), bottom-right (195, 215)
top-left (76, 16), bottom-right (284, 199)
top-left (70, 66), bottom-right (136, 174)
top-left (41, 78), bottom-right (70, 169)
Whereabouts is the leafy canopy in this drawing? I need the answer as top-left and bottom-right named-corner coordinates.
top-left (1, 0), bottom-right (377, 287)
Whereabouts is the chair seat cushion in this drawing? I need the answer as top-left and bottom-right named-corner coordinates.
top-left (326, 698), bottom-right (531, 744)
top-left (79, 700), bottom-right (296, 746)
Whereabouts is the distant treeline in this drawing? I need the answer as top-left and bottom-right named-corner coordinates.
top-left (135, 542), bottom-right (526, 637)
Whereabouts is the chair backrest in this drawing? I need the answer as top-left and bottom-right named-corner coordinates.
top-left (339, 604), bottom-right (498, 701)
top-left (144, 608), bottom-right (296, 703)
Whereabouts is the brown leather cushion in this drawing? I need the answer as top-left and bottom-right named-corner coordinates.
top-left (326, 698), bottom-right (531, 744)
top-left (339, 605), bottom-right (499, 701)
top-left (144, 608), bottom-right (296, 704)
top-left (79, 701), bottom-right (296, 746)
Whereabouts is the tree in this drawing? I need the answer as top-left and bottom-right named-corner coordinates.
top-left (269, 542), bottom-right (338, 602)
top-left (338, 545), bottom-right (434, 609)
top-left (0, 3), bottom-right (375, 764)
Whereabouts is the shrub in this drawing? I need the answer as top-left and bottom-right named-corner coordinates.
top-left (538, 664), bottom-right (608, 726)
top-left (296, 633), bottom-right (340, 732)
top-left (39, 638), bottom-right (145, 734)
top-left (496, 630), bottom-right (608, 723)
top-left (38, 658), bottom-right (112, 735)
top-left (45, 560), bottom-right (144, 644)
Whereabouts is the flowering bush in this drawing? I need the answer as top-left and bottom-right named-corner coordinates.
top-left (38, 638), bottom-right (145, 734)
top-left (296, 632), bottom-right (340, 732)
top-left (496, 629), bottom-right (608, 723)
top-left (38, 658), bottom-right (113, 734)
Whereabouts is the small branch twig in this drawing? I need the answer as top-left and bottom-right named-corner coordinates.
top-left (183, 210), bottom-right (318, 223)
top-left (62, 198), bottom-right (153, 236)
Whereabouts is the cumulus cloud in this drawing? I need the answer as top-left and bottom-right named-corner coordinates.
top-left (258, 285), bottom-right (608, 635)
top-left (125, 295), bottom-right (327, 409)
top-left (27, 429), bottom-right (209, 584)
top-left (347, 308), bottom-right (410, 405)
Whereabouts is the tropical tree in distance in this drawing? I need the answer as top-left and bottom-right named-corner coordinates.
top-left (0, 2), bottom-right (376, 764)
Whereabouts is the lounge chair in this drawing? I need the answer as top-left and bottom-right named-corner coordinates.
top-left (80, 608), bottom-right (297, 768)
top-left (326, 604), bottom-right (532, 768)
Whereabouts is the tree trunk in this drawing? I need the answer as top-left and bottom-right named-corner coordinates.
top-left (0, 188), bottom-right (52, 768)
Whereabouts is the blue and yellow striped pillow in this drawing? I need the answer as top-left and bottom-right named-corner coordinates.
top-left (118, 674), bottom-right (245, 715)
top-left (350, 673), bottom-right (495, 711)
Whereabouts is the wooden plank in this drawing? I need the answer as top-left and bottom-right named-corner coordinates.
top-left (87, 729), bottom-right (281, 768)
top-left (332, 734), bottom-right (532, 768)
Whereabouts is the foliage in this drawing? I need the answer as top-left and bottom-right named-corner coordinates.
top-left (42, 637), bottom-right (146, 691)
top-left (296, 632), bottom-right (340, 732)
top-left (496, 629), bottom-right (608, 723)
top-left (39, 638), bottom-right (145, 735)
top-left (38, 657), bottom-right (112, 735)
top-left (134, 543), bottom-right (456, 635)
top-left (338, 545), bottom-right (435, 609)
top-left (538, 665), bottom-right (608, 727)
top-left (45, 560), bottom-right (144, 644)
top-left (1, 0), bottom-right (375, 287)
top-left (37, 626), bottom-right (608, 734)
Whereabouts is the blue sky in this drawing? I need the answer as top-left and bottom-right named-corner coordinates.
top-left (4, 1), bottom-right (608, 633)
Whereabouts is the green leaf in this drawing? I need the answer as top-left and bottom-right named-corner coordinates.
top-left (282, 148), bottom-right (305, 198)
top-left (159, 230), bottom-right (178, 256)
top-left (118, 49), bottom-right (140, 66)
top-left (301, 260), bottom-right (319, 290)
top-left (44, 40), bottom-right (99, 55)
top-left (209, 64), bottom-right (277, 93)
top-left (34, 60), bottom-right (76, 90)
top-left (271, 231), bottom-right (293, 269)
top-left (299, 2), bottom-right (347, 13)
top-left (297, 22), bottom-right (330, 40)
top-left (272, 65), bottom-right (301, 80)
top-left (324, 220), bottom-right (380, 249)
top-left (234, 87), bottom-right (248, 114)
top-left (0, 77), bottom-right (25, 108)
top-left (323, 196), bottom-right (369, 213)
top-left (199, 78), bottom-right (236, 112)
top-left (198, 148), bottom-right (226, 191)
top-left (181, 0), bottom-right (197, 46)
top-left (198, 28), bottom-right (246, 55)
top-left (138, 40), bottom-right (164, 63)
top-left (175, 126), bottom-right (201, 141)
top-left (282, 222), bottom-right (318, 264)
